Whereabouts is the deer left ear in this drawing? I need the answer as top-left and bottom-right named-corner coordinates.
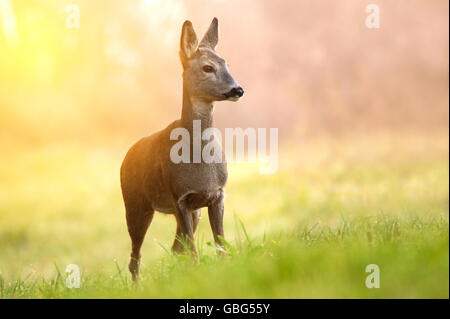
top-left (199, 17), bottom-right (218, 50)
top-left (180, 20), bottom-right (198, 66)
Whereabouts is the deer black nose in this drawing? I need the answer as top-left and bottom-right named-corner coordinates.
top-left (235, 87), bottom-right (244, 97)
top-left (228, 86), bottom-right (244, 98)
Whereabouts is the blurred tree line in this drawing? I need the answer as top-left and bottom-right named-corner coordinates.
top-left (0, 0), bottom-right (448, 148)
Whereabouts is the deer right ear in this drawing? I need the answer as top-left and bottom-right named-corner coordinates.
top-left (180, 20), bottom-right (198, 67)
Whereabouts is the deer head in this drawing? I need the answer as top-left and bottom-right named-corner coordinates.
top-left (180, 18), bottom-right (244, 103)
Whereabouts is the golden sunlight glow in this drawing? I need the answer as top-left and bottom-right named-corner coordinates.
top-left (0, 0), bottom-right (19, 47)
top-left (140, 0), bottom-right (185, 46)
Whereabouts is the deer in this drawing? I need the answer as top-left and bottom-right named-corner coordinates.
top-left (120, 18), bottom-right (244, 281)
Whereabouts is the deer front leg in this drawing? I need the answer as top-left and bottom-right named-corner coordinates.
top-left (173, 203), bottom-right (197, 257)
top-left (171, 224), bottom-right (184, 254)
top-left (208, 190), bottom-right (225, 252)
top-left (172, 210), bottom-right (201, 254)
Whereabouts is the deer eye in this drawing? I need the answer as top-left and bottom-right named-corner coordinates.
top-left (202, 65), bottom-right (215, 73)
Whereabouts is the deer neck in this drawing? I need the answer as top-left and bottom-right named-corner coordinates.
top-left (181, 84), bottom-right (214, 133)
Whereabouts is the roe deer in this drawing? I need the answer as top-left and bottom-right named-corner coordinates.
top-left (120, 18), bottom-right (244, 281)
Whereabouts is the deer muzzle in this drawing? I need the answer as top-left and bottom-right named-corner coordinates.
top-left (224, 86), bottom-right (244, 101)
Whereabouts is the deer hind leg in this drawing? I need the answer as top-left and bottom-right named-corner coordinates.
top-left (208, 190), bottom-right (225, 252)
top-left (192, 209), bottom-right (201, 234)
top-left (125, 199), bottom-right (154, 282)
top-left (172, 209), bottom-right (201, 254)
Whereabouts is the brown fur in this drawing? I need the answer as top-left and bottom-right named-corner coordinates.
top-left (120, 18), bottom-right (243, 281)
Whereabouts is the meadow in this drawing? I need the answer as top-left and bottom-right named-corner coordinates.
top-left (0, 133), bottom-right (448, 298)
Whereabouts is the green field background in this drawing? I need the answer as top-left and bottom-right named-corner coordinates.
top-left (0, 133), bottom-right (448, 298)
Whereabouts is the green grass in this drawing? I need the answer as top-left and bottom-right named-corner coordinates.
top-left (0, 134), bottom-right (448, 298)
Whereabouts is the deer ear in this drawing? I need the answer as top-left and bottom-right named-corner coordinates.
top-left (180, 20), bottom-right (198, 63)
top-left (199, 17), bottom-right (218, 50)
